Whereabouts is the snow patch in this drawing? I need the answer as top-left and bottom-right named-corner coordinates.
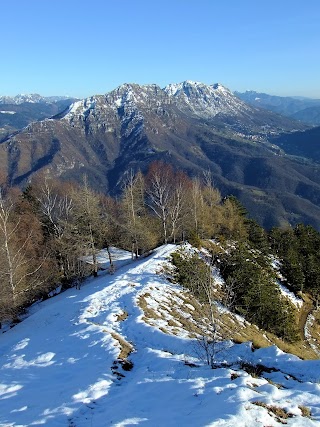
top-left (0, 245), bottom-right (319, 426)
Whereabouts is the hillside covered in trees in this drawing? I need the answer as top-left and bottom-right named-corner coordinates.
top-left (0, 162), bottom-right (320, 354)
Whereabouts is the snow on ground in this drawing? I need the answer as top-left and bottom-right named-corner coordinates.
top-left (271, 257), bottom-right (304, 308)
top-left (278, 283), bottom-right (304, 308)
top-left (305, 313), bottom-right (320, 358)
top-left (83, 246), bottom-right (133, 270)
top-left (0, 245), bottom-right (320, 426)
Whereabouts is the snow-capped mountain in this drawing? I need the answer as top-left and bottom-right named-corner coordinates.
top-left (59, 81), bottom-right (303, 144)
top-left (62, 81), bottom-right (268, 128)
top-left (0, 94), bottom-right (73, 105)
top-left (0, 81), bottom-right (319, 230)
top-left (0, 95), bottom-right (77, 141)
top-left (164, 80), bottom-right (253, 118)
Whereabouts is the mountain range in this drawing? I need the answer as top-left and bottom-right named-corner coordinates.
top-left (235, 91), bottom-right (320, 125)
top-left (0, 81), bottom-right (320, 230)
top-left (0, 95), bottom-right (76, 140)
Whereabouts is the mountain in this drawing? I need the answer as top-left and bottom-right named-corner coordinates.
top-left (0, 95), bottom-right (77, 140)
top-left (291, 105), bottom-right (320, 125)
top-left (0, 245), bottom-right (319, 426)
top-left (0, 93), bottom-right (74, 105)
top-left (1, 81), bottom-right (320, 230)
top-left (235, 90), bottom-right (320, 125)
top-left (271, 126), bottom-right (320, 163)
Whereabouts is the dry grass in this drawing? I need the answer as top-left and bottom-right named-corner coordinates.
top-left (201, 240), bottom-right (225, 256)
top-left (298, 405), bottom-right (311, 418)
top-left (252, 401), bottom-right (293, 423)
top-left (137, 287), bottom-right (203, 337)
top-left (167, 319), bottom-right (180, 327)
top-left (230, 318), bottom-right (319, 360)
top-left (116, 310), bottom-right (128, 322)
top-left (264, 332), bottom-right (319, 360)
top-left (111, 331), bottom-right (134, 360)
top-left (137, 283), bottom-right (320, 360)
top-left (305, 308), bottom-right (320, 350)
top-left (138, 294), bottom-right (162, 321)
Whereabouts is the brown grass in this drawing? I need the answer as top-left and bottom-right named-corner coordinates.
top-left (116, 310), bottom-right (128, 322)
top-left (111, 331), bottom-right (134, 360)
top-left (304, 308), bottom-right (320, 351)
top-left (252, 401), bottom-right (293, 423)
top-left (137, 284), bottom-right (320, 360)
top-left (298, 405), bottom-right (311, 418)
top-left (138, 294), bottom-right (162, 320)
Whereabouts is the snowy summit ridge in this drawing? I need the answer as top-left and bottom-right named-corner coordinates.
top-left (164, 80), bottom-right (251, 118)
top-left (62, 80), bottom-right (254, 123)
top-left (0, 245), bottom-right (319, 426)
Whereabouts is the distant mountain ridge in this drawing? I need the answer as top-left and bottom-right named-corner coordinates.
top-left (0, 94), bottom-right (74, 105)
top-left (0, 81), bottom-right (319, 230)
top-left (0, 95), bottom-right (77, 141)
top-left (235, 90), bottom-right (320, 125)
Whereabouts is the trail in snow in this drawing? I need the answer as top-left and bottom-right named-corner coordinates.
top-left (0, 245), bottom-right (320, 427)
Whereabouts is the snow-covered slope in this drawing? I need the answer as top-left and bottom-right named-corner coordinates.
top-left (164, 80), bottom-right (253, 118)
top-left (62, 80), bottom-right (255, 125)
top-left (1, 245), bottom-right (320, 426)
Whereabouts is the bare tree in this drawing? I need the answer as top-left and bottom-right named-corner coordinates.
top-left (189, 178), bottom-right (204, 238)
top-left (146, 162), bottom-right (173, 244)
top-left (0, 188), bottom-right (45, 319)
top-left (71, 176), bottom-right (102, 277)
top-left (167, 171), bottom-right (190, 243)
top-left (171, 248), bottom-right (230, 367)
top-left (121, 170), bottom-right (145, 259)
top-left (34, 178), bottom-right (85, 283)
top-left (37, 177), bottom-right (73, 240)
top-left (188, 259), bottom-right (220, 367)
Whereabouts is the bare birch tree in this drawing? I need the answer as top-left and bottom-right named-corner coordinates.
top-left (167, 171), bottom-right (190, 243)
top-left (146, 162), bottom-right (174, 244)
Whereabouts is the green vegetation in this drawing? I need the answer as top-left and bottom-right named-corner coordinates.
top-left (219, 244), bottom-right (299, 342)
top-left (270, 224), bottom-right (320, 304)
top-left (1, 161), bottom-right (320, 354)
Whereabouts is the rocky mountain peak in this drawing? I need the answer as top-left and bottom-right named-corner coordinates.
top-left (63, 96), bottom-right (98, 120)
top-left (107, 83), bottom-right (168, 108)
top-left (164, 80), bottom-right (253, 118)
top-left (62, 80), bottom-right (255, 126)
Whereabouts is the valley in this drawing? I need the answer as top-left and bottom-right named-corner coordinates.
top-left (0, 81), bottom-right (319, 230)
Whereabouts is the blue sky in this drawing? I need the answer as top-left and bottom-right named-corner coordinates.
top-left (2, 0), bottom-right (320, 98)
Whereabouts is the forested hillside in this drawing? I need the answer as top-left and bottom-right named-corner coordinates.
top-left (1, 162), bottom-right (320, 356)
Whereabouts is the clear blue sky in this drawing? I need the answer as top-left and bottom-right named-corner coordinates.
top-left (2, 0), bottom-right (320, 98)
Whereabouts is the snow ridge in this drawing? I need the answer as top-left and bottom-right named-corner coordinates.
top-left (0, 245), bottom-right (319, 426)
top-left (62, 80), bottom-right (254, 125)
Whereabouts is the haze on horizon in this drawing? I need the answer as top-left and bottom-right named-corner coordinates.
top-left (2, 0), bottom-right (320, 99)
